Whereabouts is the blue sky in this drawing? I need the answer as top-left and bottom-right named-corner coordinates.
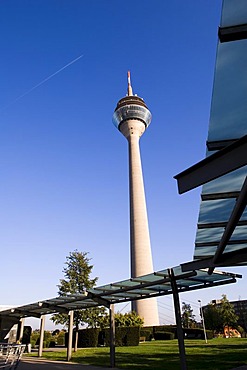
top-left (1, 0), bottom-right (245, 328)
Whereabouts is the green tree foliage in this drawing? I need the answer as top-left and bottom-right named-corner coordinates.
top-left (99, 311), bottom-right (144, 329)
top-left (51, 250), bottom-right (106, 329)
top-left (204, 295), bottom-right (239, 336)
top-left (181, 302), bottom-right (196, 328)
top-left (204, 303), bottom-right (223, 334)
top-left (220, 294), bottom-right (239, 336)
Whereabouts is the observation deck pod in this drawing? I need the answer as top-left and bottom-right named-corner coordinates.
top-left (112, 72), bottom-right (152, 130)
top-left (175, 0), bottom-right (247, 274)
top-left (112, 95), bottom-right (152, 130)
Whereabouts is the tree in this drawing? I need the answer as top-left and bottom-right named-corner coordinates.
top-left (99, 311), bottom-right (144, 329)
top-left (181, 302), bottom-right (196, 328)
top-left (204, 303), bottom-right (223, 335)
top-left (51, 250), bottom-right (107, 348)
top-left (220, 294), bottom-right (239, 337)
top-left (204, 295), bottom-right (239, 337)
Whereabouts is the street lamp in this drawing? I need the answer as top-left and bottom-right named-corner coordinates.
top-left (198, 300), bottom-right (207, 344)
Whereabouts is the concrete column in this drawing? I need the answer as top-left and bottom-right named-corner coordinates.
top-left (67, 310), bottom-right (74, 362)
top-left (38, 315), bottom-right (45, 357)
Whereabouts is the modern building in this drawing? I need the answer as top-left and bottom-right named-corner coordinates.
top-left (112, 72), bottom-right (159, 326)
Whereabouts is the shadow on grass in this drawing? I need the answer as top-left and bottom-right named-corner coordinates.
top-left (30, 339), bottom-right (247, 370)
top-left (72, 343), bottom-right (247, 370)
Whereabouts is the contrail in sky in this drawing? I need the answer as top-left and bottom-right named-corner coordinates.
top-left (1, 53), bottom-right (84, 112)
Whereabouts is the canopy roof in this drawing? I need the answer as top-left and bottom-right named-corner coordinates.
top-left (0, 266), bottom-right (240, 320)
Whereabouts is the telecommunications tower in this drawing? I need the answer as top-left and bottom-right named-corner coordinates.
top-left (112, 72), bottom-right (159, 326)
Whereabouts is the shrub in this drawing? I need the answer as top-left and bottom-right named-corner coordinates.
top-left (184, 328), bottom-right (209, 339)
top-left (154, 331), bottom-right (175, 340)
top-left (104, 326), bottom-right (140, 346)
top-left (57, 331), bottom-right (65, 345)
top-left (65, 328), bottom-right (99, 348)
top-left (140, 329), bottom-right (153, 341)
top-left (77, 328), bottom-right (100, 348)
top-left (205, 330), bottom-right (214, 340)
top-left (30, 332), bottom-right (39, 345)
top-left (30, 340), bottom-right (36, 348)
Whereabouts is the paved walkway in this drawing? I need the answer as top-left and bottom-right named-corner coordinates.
top-left (18, 357), bottom-right (120, 369)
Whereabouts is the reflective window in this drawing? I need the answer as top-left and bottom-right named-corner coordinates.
top-left (194, 0), bottom-right (247, 262)
top-left (208, 40), bottom-right (247, 143)
top-left (221, 0), bottom-right (247, 27)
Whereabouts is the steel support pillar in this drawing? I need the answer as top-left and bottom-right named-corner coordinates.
top-left (109, 304), bottom-right (115, 368)
top-left (67, 310), bottom-right (74, 362)
top-left (168, 269), bottom-right (187, 370)
top-left (38, 315), bottom-right (45, 357)
top-left (17, 318), bottom-right (25, 343)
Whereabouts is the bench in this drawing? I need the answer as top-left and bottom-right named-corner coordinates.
top-left (0, 344), bottom-right (25, 369)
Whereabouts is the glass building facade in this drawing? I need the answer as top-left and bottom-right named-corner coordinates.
top-left (194, 0), bottom-right (247, 261)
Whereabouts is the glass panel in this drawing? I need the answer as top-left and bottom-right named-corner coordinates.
top-left (196, 225), bottom-right (247, 243)
top-left (208, 40), bottom-right (247, 143)
top-left (221, 0), bottom-right (247, 27)
top-left (198, 199), bottom-right (247, 223)
top-left (194, 243), bottom-right (247, 259)
top-left (202, 166), bottom-right (247, 194)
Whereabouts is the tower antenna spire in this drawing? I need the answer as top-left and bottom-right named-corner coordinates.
top-left (127, 71), bottom-right (133, 96)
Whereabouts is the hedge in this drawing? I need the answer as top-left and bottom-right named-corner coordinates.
top-left (65, 328), bottom-right (100, 348)
top-left (154, 331), bottom-right (175, 340)
top-left (144, 326), bottom-right (213, 340)
top-left (140, 329), bottom-right (153, 341)
top-left (183, 328), bottom-right (213, 340)
top-left (104, 326), bottom-right (140, 346)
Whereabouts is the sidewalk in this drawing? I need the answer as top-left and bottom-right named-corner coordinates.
top-left (19, 357), bottom-right (120, 369)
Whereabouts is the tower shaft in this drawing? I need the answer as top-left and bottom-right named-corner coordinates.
top-left (120, 119), bottom-right (159, 325)
top-left (113, 72), bottom-right (159, 326)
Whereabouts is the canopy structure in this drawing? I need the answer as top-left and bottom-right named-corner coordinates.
top-left (0, 266), bottom-right (240, 321)
top-left (175, 0), bottom-right (247, 274)
top-left (0, 266), bottom-right (240, 370)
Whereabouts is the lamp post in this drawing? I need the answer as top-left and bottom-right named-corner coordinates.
top-left (198, 300), bottom-right (207, 343)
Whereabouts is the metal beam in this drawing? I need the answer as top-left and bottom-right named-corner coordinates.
top-left (208, 176), bottom-right (247, 274)
top-left (109, 304), bottom-right (115, 368)
top-left (181, 250), bottom-right (247, 272)
top-left (174, 135), bottom-right (247, 194)
top-left (87, 292), bottom-right (111, 308)
top-left (40, 302), bottom-right (69, 314)
top-left (218, 23), bottom-right (247, 43)
top-left (168, 268), bottom-right (187, 370)
top-left (10, 308), bottom-right (41, 319)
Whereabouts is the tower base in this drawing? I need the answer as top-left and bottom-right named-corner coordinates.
top-left (132, 297), bottom-right (159, 326)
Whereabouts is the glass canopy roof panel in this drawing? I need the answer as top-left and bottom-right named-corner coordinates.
top-left (0, 268), bottom-right (239, 320)
top-left (221, 0), bottom-right (247, 27)
top-left (148, 284), bottom-right (171, 292)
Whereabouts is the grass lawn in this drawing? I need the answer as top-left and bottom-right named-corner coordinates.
top-left (27, 338), bottom-right (247, 370)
